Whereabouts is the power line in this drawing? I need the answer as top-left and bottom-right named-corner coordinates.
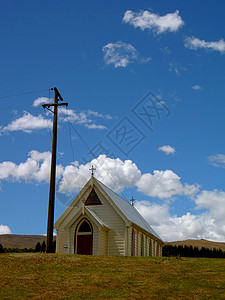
top-left (58, 107), bottom-right (128, 201)
top-left (0, 88), bottom-right (51, 100)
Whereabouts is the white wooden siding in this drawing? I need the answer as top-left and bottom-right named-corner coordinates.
top-left (98, 229), bottom-right (108, 256)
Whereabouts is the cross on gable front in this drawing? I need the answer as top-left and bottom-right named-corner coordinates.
top-left (89, 165), bottom-right (96, 176)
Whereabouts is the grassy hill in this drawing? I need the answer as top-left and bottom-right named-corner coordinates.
top-left (0, 234), bottom-right (56, 249)
top-left (167, 239), bottom-right (225, 251)
top-left (0, 254), bottom-right (224, 299)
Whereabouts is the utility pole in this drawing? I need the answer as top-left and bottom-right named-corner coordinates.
top-left (42, 87), bottom-right (68, 253)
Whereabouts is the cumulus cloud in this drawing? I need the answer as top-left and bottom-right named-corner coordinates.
top-left (135, 201), bottom-right (169, 226)
top-left (0, 112), bottom-right (52, 134)
top-left (135, 201), bottom-right (225, 242)
top-left (59, 154), bottom-right (141, 193)
top-left (0, 153), bottom-right (199, 201)
top-left (58, 156), bottom-right (200, 199)
top-left (135, 189), bottom-right (225, 242)
top-left (123, 10), bottom-right (184, 34)
top-left (0, 224), bottom-right (12, 234)
top-left (136, 170), bottom-right (199, 199)
top-left (208, 154), bottom-right (225, 168)
top-left (155, 212), bottom-right (219, 242)
top-left (192, 85), bottom-right (202, 90)
top-left (0, 150), bottom-right (63, 183)
top-left (102, 41), bottom-right (151, 68)
top-left (184, 36), bottom-right (225, 54)
top-left (158, 145), bottom-right (175, 155)
top-left (33, 97), bottom-right (52, 107)
top-left (195, 190), bottom-right (225, 226)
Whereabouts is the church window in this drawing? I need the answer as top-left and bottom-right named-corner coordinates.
top-left (131, 229), bottom-right (135, 256)
top-left (141, 234), bottom-right (144, 256)
top-left (85, 189), bottom-right (102, 206)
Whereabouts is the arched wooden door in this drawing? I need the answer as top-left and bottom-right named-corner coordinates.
top-left (75, 218), bottom-right (93, 255)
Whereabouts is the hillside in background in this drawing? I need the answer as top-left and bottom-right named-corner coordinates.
top-left (0, 235), bottom-right (225, 251)
top-left (0, 234), bottom-right (56, 249)
top-left (167, 239), bottom-right (225, 251)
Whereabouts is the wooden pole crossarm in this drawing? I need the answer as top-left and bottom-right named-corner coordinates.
top-left (42, 103), bottom-right (68, 109)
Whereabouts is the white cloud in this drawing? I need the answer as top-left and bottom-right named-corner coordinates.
top-left (102, 41), bottom-right (139, 68)
top-left (85, 124), bottom-right (106, 130)
top-left (102, 41), bottom-right (151, 68)
top-left (57, 156), bottom-right (199, 200)
top-left (0, 224), bottom-right (12, 234)
top-left (86, 110), bottom-right (112, 120)
top-left (0, 150), bottom-right (63, 183)
top-left (184, 36), bottom-right (225, 54)
top-left (33, 97), bottom-right (52, 107)
top-left (208, 154), bottom-right (225, 168)
top-left (192, 85), bottom-right (202, 90)
top-left (158, 145), bottom-right (175, 155)
top-left (59, 154), bottom-right (141, 193)
top-left (59, 107), bottom-right (107, 130)
top-left (123, 10), bottom-right (184, 34)
top-left (135, 201), bottom-right (225, 242)
top-left (136, 170), bottom-right (199, 199)
top-left (1, 107), bottom-right (109, 134)
top-left (135, 201), bottom-right (169, 226)
top-left (0, 112), bottom-right (52, 134)
top-left (195, 190), bottom-right (225, 225)
top-left (155, 212), bottom-right (219, 242)
top-left (0, 153), bottom-right (199, 201)
top-left (135, 188), bottom-right (225, 242)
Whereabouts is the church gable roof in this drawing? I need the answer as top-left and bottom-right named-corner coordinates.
top-left (94, 178), bottom-right (162, 241)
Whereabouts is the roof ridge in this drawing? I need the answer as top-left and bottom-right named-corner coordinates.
top-left (94, 177), bottom-right (130, 204)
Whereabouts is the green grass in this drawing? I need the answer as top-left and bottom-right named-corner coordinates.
top-left (0, 254), bottom-right (225, 299)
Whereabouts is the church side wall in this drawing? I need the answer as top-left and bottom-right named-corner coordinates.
top-left (129, 226), bottom-right (162, 257)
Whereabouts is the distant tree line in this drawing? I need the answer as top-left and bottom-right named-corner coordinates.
top-left (163, 245), bottom-right (225, 258)
top-left (0, 240), bottom-right (56, 253)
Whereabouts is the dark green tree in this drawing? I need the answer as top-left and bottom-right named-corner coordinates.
top-left (41, 241), bottom-right (46, 253)
top-left (35, 242), bottom-right (41, 252)
top-left (0, 243), bottom-right (4, 253)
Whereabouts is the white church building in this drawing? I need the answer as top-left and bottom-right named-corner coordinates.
top-left (54, 175), bottom-right (163, 256)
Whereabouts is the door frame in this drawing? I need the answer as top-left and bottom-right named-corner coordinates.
top-left (74, 218), bottom-right (93, 255)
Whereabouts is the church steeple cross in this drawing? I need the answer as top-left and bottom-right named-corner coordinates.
top-left (89, 165), bottom-right (96, 176)
top-left (130, 196), bottom-right (135, 206)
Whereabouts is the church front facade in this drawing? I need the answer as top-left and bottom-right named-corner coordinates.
top-left (54, 176), bottom-right (163, 256)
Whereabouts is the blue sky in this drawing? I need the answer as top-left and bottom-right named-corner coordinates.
top-left (1, 0), bottom-right (225, 242)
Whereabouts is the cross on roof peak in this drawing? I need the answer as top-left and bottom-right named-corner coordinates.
top-left (89, 165), bottom-right (96, 176)
top-left (130, 196), bottom-right (135, 206)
